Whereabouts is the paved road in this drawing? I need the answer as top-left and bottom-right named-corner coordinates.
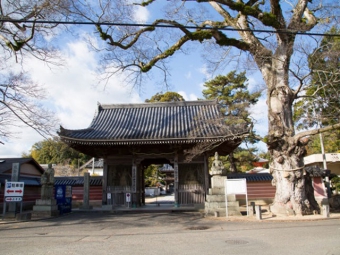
top-left (0, 211), bottom-right (339, 255)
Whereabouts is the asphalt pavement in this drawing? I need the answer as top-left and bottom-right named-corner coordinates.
top-left (0, 204), bottom-right (340, 255)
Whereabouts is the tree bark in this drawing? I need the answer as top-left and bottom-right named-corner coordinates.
top-left (263, 47), bottom-right (313, 215)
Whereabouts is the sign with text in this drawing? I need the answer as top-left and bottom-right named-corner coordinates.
top-left (132, 165), bottom-right (137, 193)
top-left (126, 193), bottom-right (131, 203)
top-left (5, 181), bottom-right (25, 197)
top-left (5, 197), bottom-right (22, 202)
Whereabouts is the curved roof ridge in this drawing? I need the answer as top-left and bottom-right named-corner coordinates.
top-left (98, 99), bottom-right (217, 109)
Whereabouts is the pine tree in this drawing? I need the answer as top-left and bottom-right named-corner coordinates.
top-left (202, 71), bottom-right (261, 172)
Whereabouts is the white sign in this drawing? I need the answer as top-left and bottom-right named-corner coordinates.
top-left (225, 178), bottom-right (248, 217)
top-left (329, 153), bottom-right (340, 162)
top-left (226, 179), bottom-right (247, 194)
top-left (5, 181), bottom-right (25, 197)
top-left (126, 193), bottom-right (131, 203)
top-left (5, 197), bottom-right (22, 202)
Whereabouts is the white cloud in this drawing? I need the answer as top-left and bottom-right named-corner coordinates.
top-left (250, 97), bottom-right (268, 137)
top-left (133, 6), bottom-right (150, 23)
top-left (0, 38), bottom-right (142, 157)
top-left (185, 71), bottom-right (192, 79)
top-left (198, 64), bottom-right (210, 79)
top-left (178, 91), bottom-right (199, 101)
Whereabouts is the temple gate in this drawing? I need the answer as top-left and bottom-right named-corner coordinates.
top-left (59, 100), bottom-right (249, 208)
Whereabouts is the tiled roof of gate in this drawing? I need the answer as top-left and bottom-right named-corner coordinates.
top-left (59, 100), bottom-right (249, 145)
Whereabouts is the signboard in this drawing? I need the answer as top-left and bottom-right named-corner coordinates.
top-left (174, 165), bottom-right (179, 182)
top-left (3, 181), bottom-right (25, 218)
top-left (226, 179), bottom-right (247, 195)
top-left (329, 153), bottom-right (340, 162)
top-left (5, 197), bottom-right (22, 202)
top-left (5, 181), bottom-right (25, 197)
top-left (225, 178), bottom-right (248, 217)
top-left (55, 185), bottom-right (72, 214)
top-left (132, 165), bottom-right (137, 193)
top-left (126, 193), bottom-right (131, 203)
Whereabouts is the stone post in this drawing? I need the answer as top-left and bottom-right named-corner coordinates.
top-left (81, 172), bottom-right (92, 210)
top-left (322, 204), bottom-right (330, 218)
top-left (9, 163), bottom-right (20, 213)
top-left (255, 205), bottom-right (262, 220)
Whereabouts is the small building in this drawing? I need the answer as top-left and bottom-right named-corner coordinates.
top-left (246, 158), bottom-right (269, 174)
top-left (77, 158), bottom-right (104, 176)
top-left (59, 100), bottom-right (250, 207)
top-left (0, 158), bottom-right (44, 210)
top-left (304, 153), bottom-right (340, 176)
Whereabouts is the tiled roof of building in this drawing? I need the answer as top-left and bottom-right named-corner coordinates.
top-left (85, 159), bottom-right (103, 169)
top-left (227, 173), bottom-right (273, 182)
top-left (0, 158), bottom-right (44, 175)
top-left (59, 100), bottom-right (249, 145)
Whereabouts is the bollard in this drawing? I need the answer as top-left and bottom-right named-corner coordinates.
top-left (214, 211), bottom-right (219, 217)
top-left (255, 205), bottom-right (262, 220)
top-left (250, 202), bottom-right (256, 215)
top-left (322, 204), bottom-right (330, 218)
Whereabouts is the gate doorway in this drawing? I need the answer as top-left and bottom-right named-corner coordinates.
top-left (141, 159), bottom-right (175, 206)
top-left (105, 155), bottom-right (208, 209)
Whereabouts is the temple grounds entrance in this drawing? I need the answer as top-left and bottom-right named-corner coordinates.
top-left (59, 100), bottom-right (249, 210)
top-left (105, 155), bottom-right (207, 208)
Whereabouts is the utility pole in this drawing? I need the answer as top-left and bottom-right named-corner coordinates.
top-left (318, 115), bottom-right (331, 198)
top-left (314, 106), bottom-right (331, 198)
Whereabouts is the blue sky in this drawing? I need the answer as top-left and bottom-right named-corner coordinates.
top-left (0, 2), bottom-right (269, 157)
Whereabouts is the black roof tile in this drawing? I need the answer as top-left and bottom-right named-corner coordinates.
top-left (54, 176), bottom-right (102, 186)
top-left (227, 173), bottom-right (273, 182)
top-left (59, 100), bottom-right (249, 145)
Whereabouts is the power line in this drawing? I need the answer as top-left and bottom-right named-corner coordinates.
top-left (1, 19), bottom-right (339, 37)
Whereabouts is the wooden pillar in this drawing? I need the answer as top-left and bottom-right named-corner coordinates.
top-left (174, 153), bottom-right (179, 207)
top-left (132, 158), bottom-right (137, 207)
top-left (102, 160), bottom-right (108, 204)
top-left (204, 153), bottom-right (210, 195)
top-left (140, 165), bottom-right (145, 206)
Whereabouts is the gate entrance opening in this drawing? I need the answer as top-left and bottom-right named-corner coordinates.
top-left (142, 159), bottom-right (175, 206)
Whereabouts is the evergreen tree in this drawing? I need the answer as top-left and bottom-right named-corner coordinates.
top-left (23, 137), bottom-right (91, 170)
top-left (145, 91), bottom-right (185, 103)
top-left (202, 71), bottom-right (261, 172)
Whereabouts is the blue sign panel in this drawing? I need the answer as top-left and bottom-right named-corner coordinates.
top-left (54, 185), bottom-right (72, 214)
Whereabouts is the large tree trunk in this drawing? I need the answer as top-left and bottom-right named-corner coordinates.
top-left (263, 49), bottom-right (316, 216)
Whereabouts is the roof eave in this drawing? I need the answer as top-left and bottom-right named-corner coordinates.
top-left (60, 133), bottom-right (248, 146)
